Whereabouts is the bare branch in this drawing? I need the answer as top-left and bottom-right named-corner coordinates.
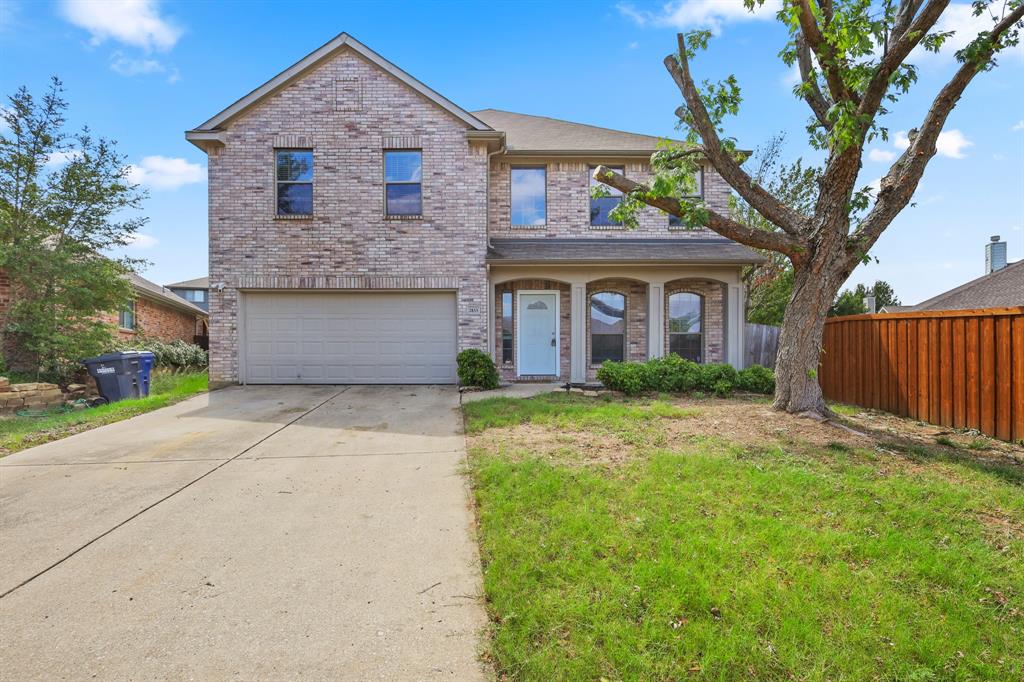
top-left (664, 35), bottom-right (806, 237)
top-left (850, 2), bottom-right (1024, 264)
top-left (592, 165), bottom-right (807, 260)
top-left (796, 34), bottom-right (833, 128)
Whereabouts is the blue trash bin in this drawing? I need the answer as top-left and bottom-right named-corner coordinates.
top-left (137, 351), bottom-right (156, 397)
top-left (82, 351), bottom-right (141, 403)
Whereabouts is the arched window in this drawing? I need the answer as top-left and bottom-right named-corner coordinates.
top-left (591, 292), bottom-right (625, 364)
top-left (668, 292), bottom-right (702, 362)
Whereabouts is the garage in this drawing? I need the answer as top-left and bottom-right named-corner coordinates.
top-left (242, 292), bottom-right (457, 384)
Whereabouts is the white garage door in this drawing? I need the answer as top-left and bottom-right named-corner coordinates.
top-left (243, 292), bottom-right (457, 384)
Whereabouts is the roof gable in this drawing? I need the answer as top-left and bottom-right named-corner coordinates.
top-left (188, 33), bottom-right (491, 137)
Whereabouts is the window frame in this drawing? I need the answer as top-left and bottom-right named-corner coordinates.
top-left (501, 291), bottom-right (514, 365)
top-left (119, 300), bottom-right (136, 331)
top-left (668, 167), bottom-right (704, 227)
top-left (589, 291), bottom-right (626, 366)
top-left (667, 291), bottom-right (704, 363)
top-left (510, 165), bottom-right (547, 227)
top-left (383, 149), bottom-right (423, 218)
top-left (589, 164), bottom-right (626, 227)
top-left (275, 148), bottom-right (314, 217)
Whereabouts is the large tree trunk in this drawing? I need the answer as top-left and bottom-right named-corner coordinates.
top-left (772, 256), bottom-right (845, 417)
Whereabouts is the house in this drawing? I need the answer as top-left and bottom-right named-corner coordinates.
top-left (167, 276), bottom-right (210, 312)
top-left (882, 236), bottom-right (1022, 313)
top-left (185, 33), bottom-right (762, 386)
top-left (109, 273), bottom-right (209, 343)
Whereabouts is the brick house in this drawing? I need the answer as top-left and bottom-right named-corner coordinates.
top-left (186, 33), bottom-right (762, 386)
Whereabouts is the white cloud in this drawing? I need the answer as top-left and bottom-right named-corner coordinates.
top-left (45, 149), bottom-right (82, 167)
top-left (866, 177), bottom-right (882, 196)
top-left (128, 155), bottom-right (203, 190)
top-left (918, 3), bottom-right (1024, 62)
top-left (627, 41), bottom-right (639, 50)
top-left (109, 51), bottom-right (164, 76)
top-left (618, 0), bottom-right (781, 34)
top-left (893, 128), bottom-right (973, 159)
top-left (125, 233), bottom-right (158, 249)
top-left (868, 148), bottom-right (896, 163)
top-left (781, 63), bottom-right (801, 87)
top-left (1013, 120), bottom-right (1024, 132)
top-left (60, 0), bottom-right (181, 51)
top-left (994, 153), bottom-right (1007, 161)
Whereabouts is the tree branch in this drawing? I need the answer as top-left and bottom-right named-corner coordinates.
top-left (664, 34), bottom-right (806, 237)
top-left (849, 2), bottom-right (1024, 264)
top-left (592, 165), bottom-right (807, 260)
top-left (794, 0), bottom-right (856, 103)
top-left (796, 34), bottom-right (833, 128)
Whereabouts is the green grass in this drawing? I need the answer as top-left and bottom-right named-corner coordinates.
top-left (0, 370), bottom-right (208, 455)
top-left (465, 395), bottom-right (1024, 680)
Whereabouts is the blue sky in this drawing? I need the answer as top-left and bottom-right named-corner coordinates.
top-left (2, 0), bottom-right (1021, 304)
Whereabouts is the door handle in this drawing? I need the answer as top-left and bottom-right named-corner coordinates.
top-left (551, 338), bottom-right (556, 347)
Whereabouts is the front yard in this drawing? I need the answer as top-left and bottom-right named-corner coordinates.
top-left (463, 392), bottom-right (1024, 680)
top-left (0, 370), bottom-right (208, 456)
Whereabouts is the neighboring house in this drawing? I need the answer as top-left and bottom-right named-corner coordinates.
top-left (104, 273), bottom-right (209, 342)
top-left (185, 33), bottom-right (763, 386)
top-left (167, 276), bottom-right (210, 312)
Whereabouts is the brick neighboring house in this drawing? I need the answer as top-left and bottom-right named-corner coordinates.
top-left (186, 33), bottom-right (763, 386)
top-left (1, 269), bottom-right (208, 370)
top-left (167, 276), bottom-right (210, 312)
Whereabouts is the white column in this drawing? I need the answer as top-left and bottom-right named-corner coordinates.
top-left (647, 281), bottom-right (665, 359)
top-left (727, 284), bottom-right (743, 368)
top-left (570, 281), bottom-right (587, 383)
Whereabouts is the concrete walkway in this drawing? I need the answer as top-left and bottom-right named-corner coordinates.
top-left (0, 385), bottom-right (486, 680)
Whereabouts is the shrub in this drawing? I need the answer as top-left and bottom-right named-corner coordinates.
top-left (697, 363), bottom-right (738, 393)
top-left (644, 354), bottom-right (701, 393)
top-left (111, 338), bottom-right (208, 369)
top-left (457, 348), bottom-right (500, 389)
top-left (597, 354), bottom-right (740, 396)
top-left (737, 365), bottom-right (775, 394)
top-left (596, 361), bottom-right (649, 396)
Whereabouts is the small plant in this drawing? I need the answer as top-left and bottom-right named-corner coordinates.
top-left (934, 435), bottom-right (956, 448)
top-left (965, 438), bottom-right (990, 451)
top-left (737, 365), bottom-right (775, 394)
top-left (457, 348), bottom-right (500, 390)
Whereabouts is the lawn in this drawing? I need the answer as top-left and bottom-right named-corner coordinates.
top-left (463, 392), bottom-right (1024, 680)
top-left (0, 370), bottom-right (208, 456)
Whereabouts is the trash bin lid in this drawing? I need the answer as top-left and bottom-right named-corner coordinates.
top-left (82, 351), bottom-right (142, 363)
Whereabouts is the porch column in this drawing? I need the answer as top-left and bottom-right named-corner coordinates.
top-left (647, 281), bottom-right (665, 359)
top-left (569, 280), bottom-right (587, 383)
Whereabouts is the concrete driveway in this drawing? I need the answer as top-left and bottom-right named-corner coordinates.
top-left (0, 385), bottom-right (486, 680)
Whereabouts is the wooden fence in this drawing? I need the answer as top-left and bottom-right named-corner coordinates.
top-left (744, 323), bottom-right (780, 369)
top-left (820, 307), bottom-right (1024, 442)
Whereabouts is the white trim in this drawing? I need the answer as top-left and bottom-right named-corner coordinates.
top-left (189, 33), bottom-right (491, 134)
top-left (515, 289), bottom-right (560, 377)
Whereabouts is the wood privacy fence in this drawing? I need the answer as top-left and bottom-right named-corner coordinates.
top-left (744, 324), bottom-right (780, 369)
top-left (820, 307), bottom-right (1024, 442)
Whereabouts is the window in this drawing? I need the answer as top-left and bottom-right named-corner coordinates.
top-left (668, 292), bottom-right (702, 362)
top-left (511, 167), bottom-right (546, 226)
top-left (183, 289), bottom-right (206, 303)
top-left (119, 300), bottom-right (136, 330)
top-left (276, 149), bottom-right (313, 216)
top-left (501, 291), bottom-right (513, 364)
top-left (384, 150), bottom-right (422, 216)
top-left (589, 165), bottom-right (624, 226)
top-left (590, 292), bottom-right (625, 364)
top-left (668, 168), bottom-right (702, 227)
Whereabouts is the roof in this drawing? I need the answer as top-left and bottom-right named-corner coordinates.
top-left (473, 109), bottom-right (677, 155)
top-left (129, 273), bottom-right (208, 317)
top-left (166, 276), bottom-right (209, 289)
top-left (187, 33), bottom-right (491, 146)
top-left (878, 305), bottom-right (916, 314)
top-left (486, 238), bottom-right (765, 265)
top-left (910, 260), bottom-right (1024, 311)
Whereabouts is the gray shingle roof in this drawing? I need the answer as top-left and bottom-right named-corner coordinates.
top-left (128, 273), bottom-right (208, 316)
top-left (472, 109), bottom-right (679, 153)
top-left (910, 260), bottom-right (1024, 311)
top-left (166, 276), bottom-right (210, 289)
top-left (486, 238), bottom-right (765, 265)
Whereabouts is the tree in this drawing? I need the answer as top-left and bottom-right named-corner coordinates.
top-left (0, 78), bottom-right (145, 381)
top-left (592, 1), bottom-right (1023, 417)
top-left (829, 280), bottom-right (902, 316)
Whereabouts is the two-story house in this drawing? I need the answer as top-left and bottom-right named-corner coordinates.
top-left (186, 33), bottom-right (762, 386)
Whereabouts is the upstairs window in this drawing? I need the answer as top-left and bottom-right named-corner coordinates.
top-left (668, 168), bottom-right (702, 227)
top-left (511, 167), bottom-right (546, 226)
top-left (119, 300), bottom-right (136, 330)
top-left (276, 149), bottom-right (313, 216)
top-left (183, 289), bottom-right (206, 303)
top-left (668, 292), bottom-right (702, 362)
top-left (384, 150), bottom-right (422, 216)
top-left (590, 291), bottom-right (625, 364)
top-left (589, 165), bottom-right (625, 226)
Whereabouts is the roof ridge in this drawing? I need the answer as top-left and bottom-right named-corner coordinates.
top-left (916, 259), bottom-right (1023, 308)
top-left (472, 108), bottom-right (672, 142)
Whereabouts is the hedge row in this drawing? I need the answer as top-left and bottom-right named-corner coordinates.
top-left (110, 339), bottom-right (208, 370)
top-left (596, 354), bottom-right (775, 396)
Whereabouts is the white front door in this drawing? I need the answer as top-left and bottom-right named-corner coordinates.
top-left (517, 291), bottom-right (559, 376)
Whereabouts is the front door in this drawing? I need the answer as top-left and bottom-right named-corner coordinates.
top-left (517, 291), bottom-right (559, 376)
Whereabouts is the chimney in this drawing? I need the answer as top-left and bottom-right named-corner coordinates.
top-left (863, 295), bottom-right (876, 314)
top-left (985, 235), bottom-right (1007, 274)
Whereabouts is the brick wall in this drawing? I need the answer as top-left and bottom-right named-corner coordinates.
top-left (665, 279), bottom-right (726, 364)
top-left (488, 160), bottom-right (731, 239)
top-left (99, 296), bottom-right (201, 343)
top-left (206, 48), bottom-right (489, 383)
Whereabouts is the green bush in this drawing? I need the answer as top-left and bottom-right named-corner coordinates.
top-left (596, 354), bottom-right (741, 396)
top-left (737, 364), bottom-right (775, 394)
top-left (457, 348), bottom-right (500, 389)
top-left (111, 339), bottom-right (208, 369)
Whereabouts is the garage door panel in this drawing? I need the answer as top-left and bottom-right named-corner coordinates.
top-left (244, 292), bottom-right (457, 384)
